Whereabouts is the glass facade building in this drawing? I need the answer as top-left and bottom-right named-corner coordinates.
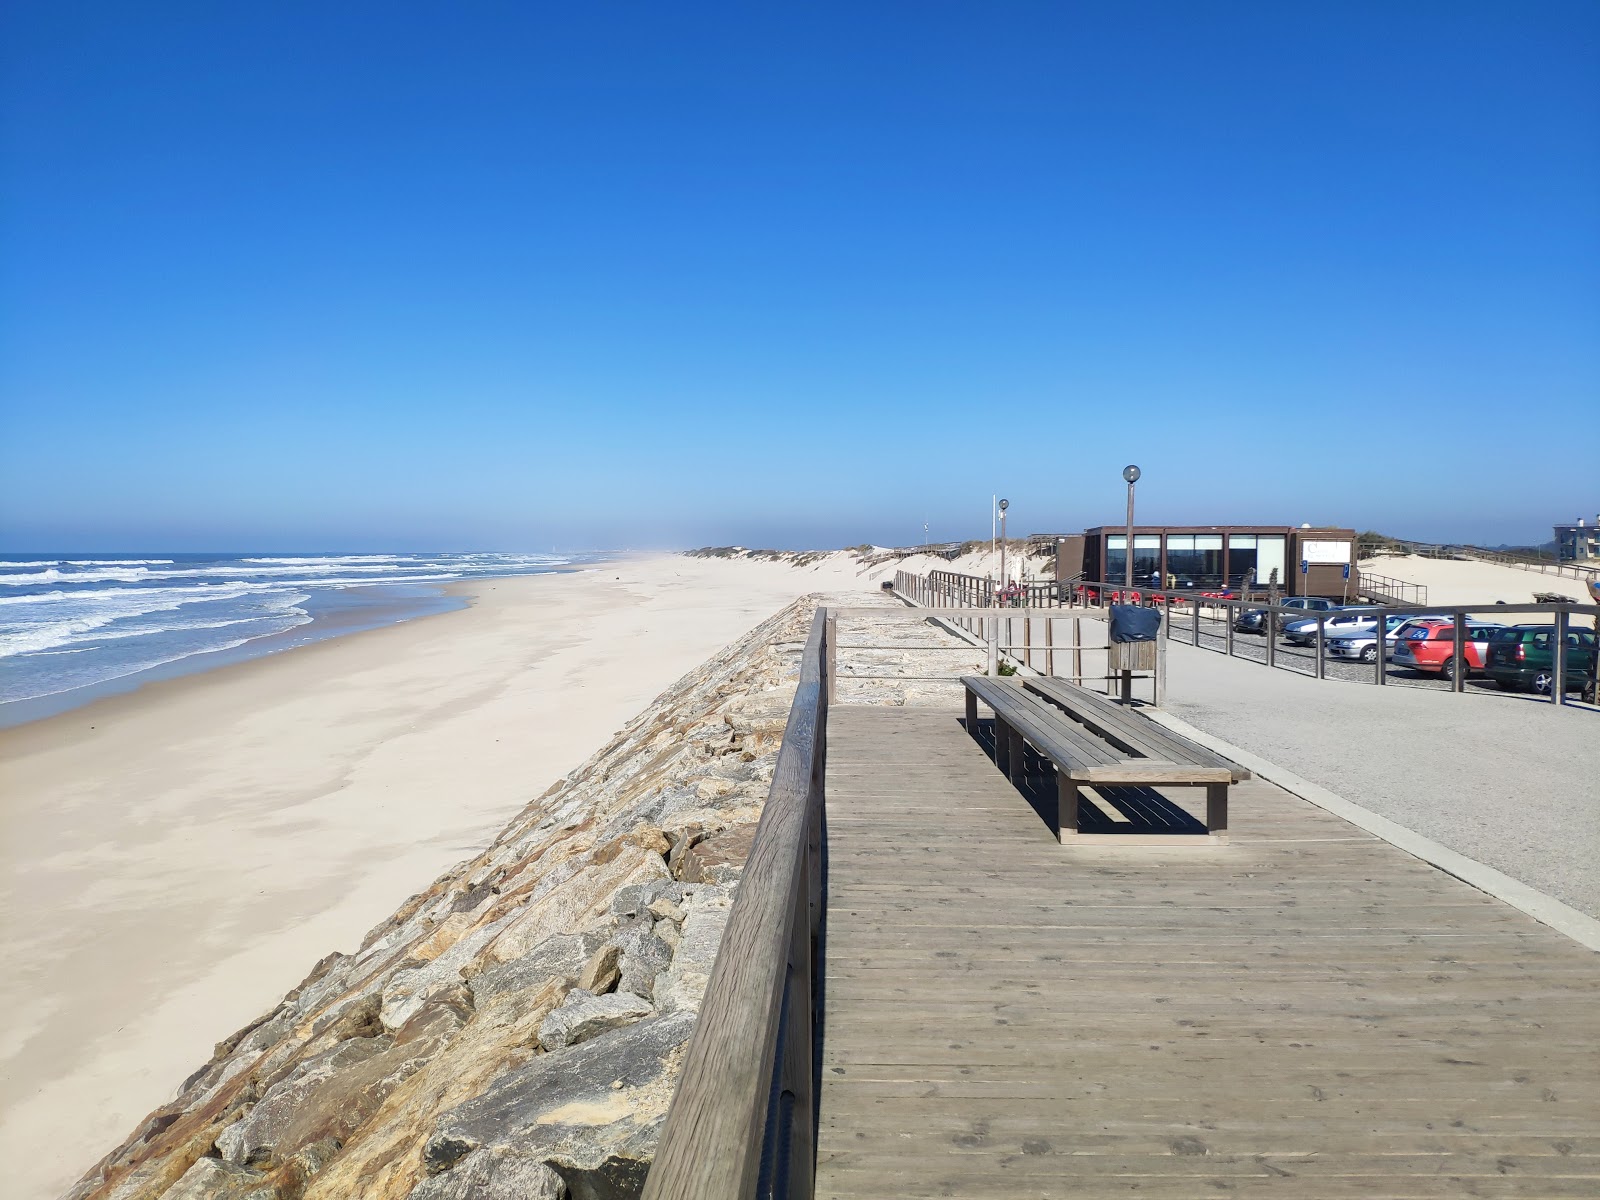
top-left (1078, 526), bottom-right (1355, 597)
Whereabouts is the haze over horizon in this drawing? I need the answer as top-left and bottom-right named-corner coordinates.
top-left (3, 3), bottom-right (1596, 552)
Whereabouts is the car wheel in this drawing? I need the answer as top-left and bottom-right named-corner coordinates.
top-left (1532, 671), bottom-right (1554, 696)
top-left (1440, 656), bottom-right (1461, 683)
top-left (1359, 646), bottom-right (1377, 663)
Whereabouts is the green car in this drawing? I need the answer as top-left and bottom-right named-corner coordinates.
top-left (1483, 625), bottom-right (1598, 695)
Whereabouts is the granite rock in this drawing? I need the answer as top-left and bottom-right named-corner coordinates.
top-left (538, 988), bottom-right (654, 1051)
top-left (426, 1012), bottom-right (696, 1200)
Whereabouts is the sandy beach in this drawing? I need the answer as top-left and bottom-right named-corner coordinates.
top-left (0, 553), bottom-right (876, 1200)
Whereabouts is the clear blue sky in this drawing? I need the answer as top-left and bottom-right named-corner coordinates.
top-left (3, 2), bottom-right (1596, 551)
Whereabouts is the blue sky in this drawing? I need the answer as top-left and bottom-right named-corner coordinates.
top-left (3, 2), bottom-right (1596, 551)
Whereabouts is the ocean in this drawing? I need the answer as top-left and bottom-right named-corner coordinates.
top-left (0, 552), bottom-right (588, 725)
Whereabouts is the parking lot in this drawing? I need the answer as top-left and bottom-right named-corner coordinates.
top-left (1169, 604), bottom-right (1590, 698)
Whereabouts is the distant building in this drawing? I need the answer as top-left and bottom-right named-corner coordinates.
top-left (1065, 525), bottom-right (1359, 598)
top-left (1554, 516), bottom-right (1598, 562)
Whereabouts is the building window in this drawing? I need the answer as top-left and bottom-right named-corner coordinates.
top-left (1134, 536), bottom-right (1161, 587)
top-left (1166, 534), bottom-right (1223, 588)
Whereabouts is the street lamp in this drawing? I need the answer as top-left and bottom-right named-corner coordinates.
top-left (998, 499), bottom-right (1010, 596)
top-left (1122, 465), bottom-right (1140, 592)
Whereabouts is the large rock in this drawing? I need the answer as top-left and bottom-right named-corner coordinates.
top-left (537, 989), bottom-right (654, 1051)
top-left (425, 1012), bottom-right (696, 1200)
top-left (677, 823), bottom-right (757, 885)
top-left (469, 930), bottom-right (605, 1009)
top-left (161, 1158), bottom-right (268, 1200)
top-left (217, 995), bottom-right (469, 1171)
top-left (651, 886), bottom-right (733, 1015)
top-left (406, 1146), bottom-right (564, 1200)
top-left (612, 917), bottom-right (673, 1001)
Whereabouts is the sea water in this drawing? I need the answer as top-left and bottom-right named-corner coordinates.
top-left (0, 552), bottom-right (586, 724)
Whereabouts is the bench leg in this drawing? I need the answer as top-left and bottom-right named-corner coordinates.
top-left (965, 688), bottom-right (978, 738)
top-left (1057, 773), bottom-right (1080, 842)
top-left (1008, 726), bottom-right (1025, 788)
top-left (994, 717), bottom-right (1011, 776)
top-left (1206, 783), bottom-right (1228, 834)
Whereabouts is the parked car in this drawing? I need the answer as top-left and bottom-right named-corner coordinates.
top-left (1390, 620), bottom-right (1505, 681)
top-left (1234, 596), bottom-right (1340, 634)
top-left (1323, 615), bottom-right (1420, 662)
top-left (1282, 609), bottom-right (1370, 645)
top-left (1483, 625), bottom-right (1599, 695)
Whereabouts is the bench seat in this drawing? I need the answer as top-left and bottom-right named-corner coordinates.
top-left (962, 675), bottom-right (1243, 842)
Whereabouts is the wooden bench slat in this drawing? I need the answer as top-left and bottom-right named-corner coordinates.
top-left (962, 677), bottom-right (1119, 770)
top-left (1024, 677), bottom-right (1250, 781)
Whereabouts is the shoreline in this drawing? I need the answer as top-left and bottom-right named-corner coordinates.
top-left (0, 568), bottom-right (581, 731)
top-left (0, 552), bottom-right (876, 1200)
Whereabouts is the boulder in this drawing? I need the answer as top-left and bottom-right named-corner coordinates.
top-left (162, 1157), bottom-right (269, 1200)
top-left (677, 823), bottom-right (757, 885)
top-left (469, 930), bottom-right (605, 1009)
top-left (652, 886), bottom-right (733, 1015)
top-left (425, 1012), bottom-right (696, 1200)
top-left (577, 942), bottom-right (622, 993)
top-left (537, 989), bottom-right (654, 1051)
top-left (612, 918), bottom-right (672, 1001)
top-left (406, 1147), bottom-right (564, 1200)
top-left (217, 995), bottom-right (468, 1171)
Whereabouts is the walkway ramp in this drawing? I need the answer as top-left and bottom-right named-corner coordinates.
top-left (817, 705), bottom-right (1600, 1198)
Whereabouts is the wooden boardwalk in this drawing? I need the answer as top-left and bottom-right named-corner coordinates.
top-left (815, 705), bottom-right (1600, 1198)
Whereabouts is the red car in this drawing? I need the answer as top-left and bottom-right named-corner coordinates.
top-left (1390, 620), bottom-right (1504, 682)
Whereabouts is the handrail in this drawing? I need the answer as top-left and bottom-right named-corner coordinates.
top-left (643, 607), bottom-right (829, 1200)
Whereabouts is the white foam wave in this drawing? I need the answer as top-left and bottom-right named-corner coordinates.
top-left (0, 567), bottom-right (154, 586)
top-left (64, 559), bottom-right (176, 566)
top-left (242, 555), bottom-right (414, 565)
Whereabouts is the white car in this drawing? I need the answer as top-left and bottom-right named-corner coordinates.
top-left (1282, 610), bottom-right (1377, 646)
top-left (1325, 615), bottom-right (1422, 662)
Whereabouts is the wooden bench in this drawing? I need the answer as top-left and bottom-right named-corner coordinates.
top-left (961, 675), bottom-right (1249, 843)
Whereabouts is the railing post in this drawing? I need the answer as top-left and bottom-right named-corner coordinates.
top-left (1452, 611), bottom-right (1466, 694)
top-left (1192, 600), bottom-right (1200, 648)
top-left (1155, 609), bottom-right (1168, 707)
top-left (825, 612), bottom-right (838, 704)
top-left (1225, 602), bottom-right (1235, 658)
top-left (1266, 606), bottom-right (1276, 670)
top-left (1552, 609), bottom-right (1567, 707)
top-left (1315, 613), bottom-right (1326, 680)
top-left (986, 618), bottom-right (998, 676)
top-left (1375, 609), bottom-right (1388, 685)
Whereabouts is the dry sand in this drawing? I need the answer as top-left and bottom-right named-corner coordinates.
top-left (0, 552), bottom-right (879, 1200)
top-left (1362, 553), bottom-right (1594, 607)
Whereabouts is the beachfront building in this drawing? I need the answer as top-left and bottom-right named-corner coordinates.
top-left (1554, 516), bottom-right (1598, 563)
top-left (1070, 525), bottom-right (1360, 597)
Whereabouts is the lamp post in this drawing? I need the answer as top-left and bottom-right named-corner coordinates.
top-left (998, 499), bottom-right (1010, 598)
top-left (1122, 465), bottom-right (1140, 592)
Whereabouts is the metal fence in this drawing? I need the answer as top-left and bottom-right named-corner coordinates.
top-left (1154, 592), bottom-right (1598, 709)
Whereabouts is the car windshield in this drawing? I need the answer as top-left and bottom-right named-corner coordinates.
top-left (1489, 628), bottom-right (1522, 642)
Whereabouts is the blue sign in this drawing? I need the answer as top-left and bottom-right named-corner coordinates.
top-left (1343, 563), bottom-right (1351, 580)
top-left (1301, 559), bottom-right (1309, 575)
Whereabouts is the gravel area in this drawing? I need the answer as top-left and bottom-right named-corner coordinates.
top-left (1162, 636), bottom-right (1600, 918)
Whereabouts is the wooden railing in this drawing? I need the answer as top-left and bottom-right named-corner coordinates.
top-left (1355, 570), bottom-right (1428, 607)
top-left (899, 568), bottom-right (1066, 608)
top-left (642, 607), bottom-right (830, 1200)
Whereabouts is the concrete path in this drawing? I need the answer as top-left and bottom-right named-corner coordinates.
top-left (1161, 638), bottom-right (1600, 918)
